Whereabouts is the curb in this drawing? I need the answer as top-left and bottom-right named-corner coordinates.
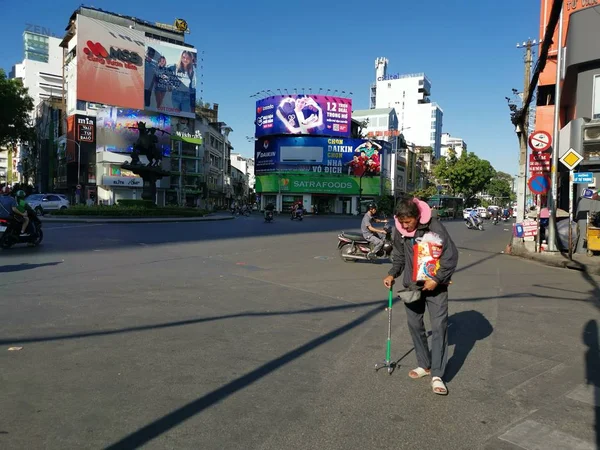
top-left (40, 215), bottom-right (235, 224)
top-left (509, 241), bottom-right (600, 275)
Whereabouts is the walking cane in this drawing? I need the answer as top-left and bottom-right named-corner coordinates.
top-left (375, 287), bottom-right (394, 374)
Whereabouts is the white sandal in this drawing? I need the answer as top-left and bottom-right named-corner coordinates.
top-left (408, 367), bottom-right (430, 379)
top-left (431, 377), bottom-right (448, 395)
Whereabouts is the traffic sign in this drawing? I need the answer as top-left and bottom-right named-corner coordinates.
top-left (573, 172), bottom-right (594, 184)
top-left (529, 152), bottom-right (551, 173)
top-left (560, 148), bottom-right (583, 170)
top-left (528, 174), bottom-right (551, 195)
top-left (582, 188), bottom-right (595, 199)
top-left (528, 131), bottom-right (552, 152)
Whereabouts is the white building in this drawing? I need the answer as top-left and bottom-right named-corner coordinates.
top-left (9, 31), bottom-right (63, 184)
top-left (440, 133), bottom-right (467, 159)
top-left (370, 57), bottom-right (443, 159)
top-left (230, 153), bottom-right (255, 191)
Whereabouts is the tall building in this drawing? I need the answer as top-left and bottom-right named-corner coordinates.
top-left (230, 153), bottom-right (255, 192)
top-left (440, 133), bottom-right (467, 159)
top-left (59, 6), bottom-right (201, 205)
top-left (370, 58), bottom-right (443, 159)
top-left (9, 31), bottom-right (63, 186)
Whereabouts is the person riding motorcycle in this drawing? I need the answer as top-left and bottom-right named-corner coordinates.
top-left (291, 201), bottom-right (304, 219)
top-left (490, 207), bottom-right (499, 223)
top-left (0, 187), bottom-right (29, 235)
top-left (264, 202), bottom-right (275, 220)
top-left (467, 208), bottom-right (481, 228)
top-left (361, 202), bottom-right (387, 260)
top-left (14, 190), bottom-right (30, 235)
top-left (502, 207), bottom-right (510, 220)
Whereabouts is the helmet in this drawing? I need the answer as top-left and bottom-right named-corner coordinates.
top-left (15, 190), bottom-right (26, 199)
top-left (2, 186), bottom-right (11, 195)
top-left (367, 202), bottom-right (377, 211)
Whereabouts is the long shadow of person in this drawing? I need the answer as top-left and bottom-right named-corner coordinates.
top-left (583, 320), bottom-right (600, 448)
top-left (445, 310), bottom-right (493, 383)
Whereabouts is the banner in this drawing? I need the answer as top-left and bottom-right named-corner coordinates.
top-left (255, 95), bottom-right (351, 138)
top-left (255, 136), bottom-right (388, 176)
top-left (66, 115), bottom-right (97, 163)
top-left (255, 174), bottom-right (381, 196)
top-left (96, 107), bottom-right (172, 156)
top-left (76, 15), bottom-right (145, 109)
top-left (144, 40), bottom-right (197, 118)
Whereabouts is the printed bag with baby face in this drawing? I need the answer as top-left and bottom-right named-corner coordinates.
top-left (412, 232), bottom-right (444, 282)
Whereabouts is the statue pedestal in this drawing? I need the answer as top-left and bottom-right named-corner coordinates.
top-left (121, 164), bottom-right (169, 203)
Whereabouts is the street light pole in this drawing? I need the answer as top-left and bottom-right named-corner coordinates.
top-left (65, 138), bottom-right (81, 203)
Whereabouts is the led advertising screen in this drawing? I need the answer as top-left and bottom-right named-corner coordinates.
top-left (255, 95), bottom-right (351, 138)
top-left (96, 107), bottom-right (172, 157)
top-left (254, 136), bottom-right (388, 176)
top-left (144, 40), bottom-right (197, 118)
top-left (76, 15), bottom-right (146, 109)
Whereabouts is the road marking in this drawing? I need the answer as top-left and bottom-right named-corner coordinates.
top-left (44, 224), bottom-right (104, 230)
top-left (566, 384), bottom-right (600, 407)
top-left (498, 420), bottom-right (595, 449)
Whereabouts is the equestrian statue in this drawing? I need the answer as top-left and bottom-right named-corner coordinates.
top-left (127, 121), bottom-right (170, 167)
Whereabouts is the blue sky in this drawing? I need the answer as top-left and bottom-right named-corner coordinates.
top-left (1, 0), bottom-right (541, 176)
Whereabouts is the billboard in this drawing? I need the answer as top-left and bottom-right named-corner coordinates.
top-left (144, 40), bottom-right (197, 118)
top-left (255, 174), bottom-right (381, 196)
top-left (66, 115), bottom-right (96, 164)
top-left (76, 15), bottom-right (145, 109)
top-left (96, 107), bottom-right (172, 156)
top-left (255, 95), bottom-right (351, 138)
top-left (254, 136), bottom-right (388, 176)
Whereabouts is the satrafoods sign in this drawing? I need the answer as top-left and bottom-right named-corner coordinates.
top-left (255, 174), bottom-right (381, 195)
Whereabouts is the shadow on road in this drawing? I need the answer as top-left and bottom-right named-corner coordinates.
top-left (445, 310), bottom-right (493, 383)
top-left (0, 262), bottom-right (62, 273)
top-left (0, 299), bottom-right (383, 346)
top-left (583, 320), bottom-right (600, 449)
top-left (104, 301), bottom-right (385, 449)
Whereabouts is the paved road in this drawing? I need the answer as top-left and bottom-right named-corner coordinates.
top-left (1, 214), bottom-right (599, 449)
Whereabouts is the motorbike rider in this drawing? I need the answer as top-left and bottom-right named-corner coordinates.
top-left (490, 207), bottom-right (499, 223)
top-left (292, 201), bottom-right (304, 218)
top-left (361, 202), bottom-right (387, 260)
top-left (467, 208), bottom-right (480, 228)
top-left (0, 186), bottom-right (17, 220)
top-left (0, 187), bottom-right (29, 235)
top-left (502, 206), bottom-right (510, 220)
top-left (14, 190), bottom-right (31, 235)
top-left (264, 202), bottom-right (275, 220)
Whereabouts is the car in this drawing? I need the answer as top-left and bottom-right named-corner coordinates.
top-left (25, 193), bottom-right (70, 216)
top-left (463, 208), bottom-right (473, 219)
top-left (477, 207), bottom-right (489, 219)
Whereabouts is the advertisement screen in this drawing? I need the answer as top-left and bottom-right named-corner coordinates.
top-left (255, 136), bottom-right (388, 176)
top-left (144, 40), bottom-right (197, 118)
top-left (66, 115), bottom-right (96, 163)
top-left (255, 95), bottom-right (351, 138)
top-left (96, 107), bottom-right (172, 156)
top-left (76, 15), bottom-right (145, 109)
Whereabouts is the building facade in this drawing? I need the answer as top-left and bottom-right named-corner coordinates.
top-left (440, 133), bottom-right (467, 159)
top-left (230, 152), bottom-right (255, 201)
top-left (59, 6), bottom-right (201, 205)
top-left (370, 58), bottom-right (444, 159)
top-left (9, 30), bottom-right (63, 187)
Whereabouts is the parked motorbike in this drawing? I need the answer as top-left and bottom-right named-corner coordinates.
top-left (337, 222), bottom-right (393, 262)
top-left (465, 216), bottom-right (484, 231)
top-left (0, 206), bottom-right (44, 249)
top-left (265, 211), bottom-right (274, 223)
top-left (291, 209), bottom-right (304, 221)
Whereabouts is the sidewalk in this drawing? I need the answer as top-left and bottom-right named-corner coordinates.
top-left (509, 240), bottom-right (600, 275)
top-left (40, 214), bottom-right (235, 224)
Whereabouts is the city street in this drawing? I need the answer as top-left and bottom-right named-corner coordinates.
top-left (1, 214), bottom-right (599, 449)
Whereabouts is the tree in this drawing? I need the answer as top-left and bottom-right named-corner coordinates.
top-left (487, 171), bottom-right (514, 204)
top-left (0, 69), bottom-right (34, 148)
top-left (411, 185), bottom-right (438, 200)
top-left (433, 152), bottom-right (495, 202)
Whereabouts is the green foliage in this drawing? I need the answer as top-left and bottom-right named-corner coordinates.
top-left (376, 195), bottom-right (395, 216)
top-left (433, 152), bottom-right (495, 202)
top-left (411, 185), bottom-right (438, 200)
top-left (51, 206), bottom-right (207, 217)
top-left (0, 69), bottom-right (35, 147)
top-left (117, 199), bottom-right (157, 209)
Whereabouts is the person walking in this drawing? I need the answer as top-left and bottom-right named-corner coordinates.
top-left (383, 197), bottom-right (458, 395)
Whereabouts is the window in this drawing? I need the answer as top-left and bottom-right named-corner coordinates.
top-left (594, 75), bottom-right (600, 119)
top-left (403, 91), bottom-right (405, 98)
top-left (402, 102), bottom-right (404, 109)
top-left (388, 83), bottom-right (392, 88)
top-left (431, 132), bottom-right (436, 140)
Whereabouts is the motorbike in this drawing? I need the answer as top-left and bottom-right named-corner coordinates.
top-left (465, 215), bottom-right (484, 231)
top-left (492, 215), bottom-right (499, 225)
top-left (264, 210), bottom-right (274, 223)
top-left (337, 222), bottom-right (393, 263)
top-left (290, 209), bottom-right (304, 221)
top-left (0, 206), bottom-right (44, 249)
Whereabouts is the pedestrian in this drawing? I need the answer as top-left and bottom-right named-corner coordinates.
top-left (383, 197), bottom-right (458, 395)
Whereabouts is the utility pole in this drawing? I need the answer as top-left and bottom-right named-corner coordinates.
top-left (515, 39), bottom-right (535, 223)
top-left (548, 5), bottom-right (564, 252)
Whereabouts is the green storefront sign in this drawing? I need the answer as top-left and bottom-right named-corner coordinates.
top-left (255, 174), bottom-right (381, 195)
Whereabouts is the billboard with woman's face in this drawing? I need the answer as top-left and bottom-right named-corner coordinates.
top-left (144, 40), bottom-right (197, 118)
